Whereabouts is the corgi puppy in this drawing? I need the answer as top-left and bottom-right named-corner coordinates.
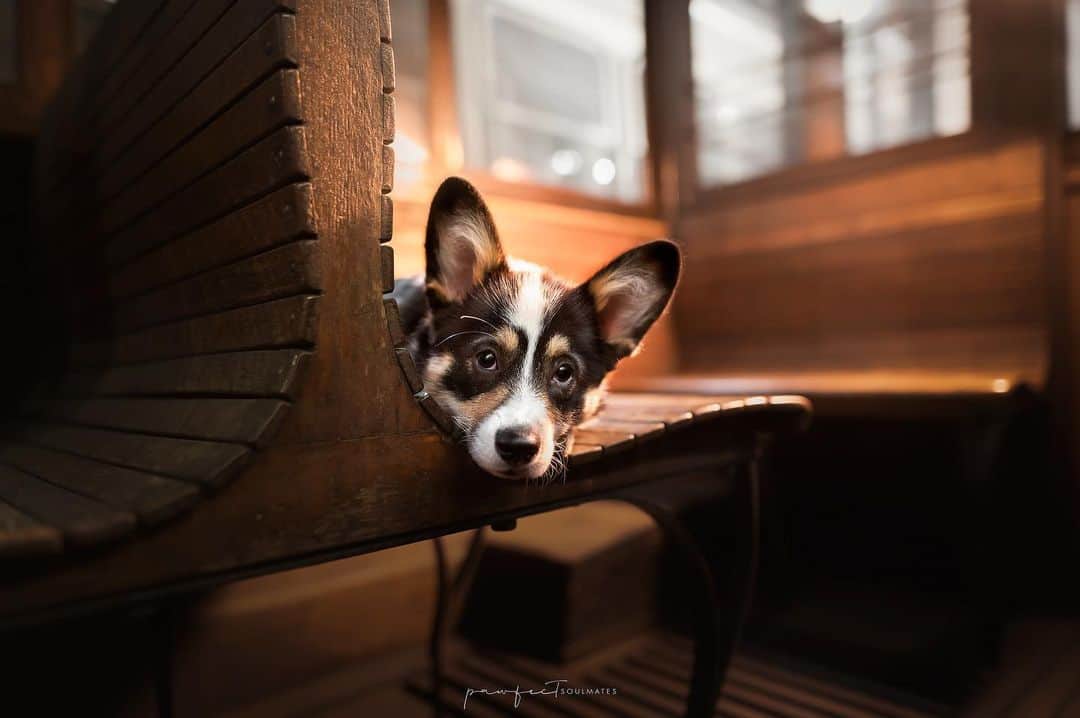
top-left (393, 177), bottom-right (681, 481)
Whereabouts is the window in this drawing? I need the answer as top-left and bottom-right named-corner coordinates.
top-left (0, 0), bottom-right (16, 86)
top-left (449, 0), bottom-right (648, 203)
top-left (1069, 0), bottom-right (1080, 129)
top-left (691, 0), bottom-right (971, 188)
top-left (390, 0), bottom-right (430, 193)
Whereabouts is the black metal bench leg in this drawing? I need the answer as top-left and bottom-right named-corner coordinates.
top-left (614, 451), bottom-right (762, 718)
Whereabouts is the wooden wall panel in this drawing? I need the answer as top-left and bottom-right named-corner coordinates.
top-left (673, 139), bottom-right (1049, 382)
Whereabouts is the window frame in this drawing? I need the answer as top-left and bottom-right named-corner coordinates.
top-left (402, 0), bottom-right (1063, 219)
top-left (683, 0), bottom-right (977, 207)
top-left (420, 0), bottom-right (661, 216)
top-left (676, 0), bottom-right (1064, 212)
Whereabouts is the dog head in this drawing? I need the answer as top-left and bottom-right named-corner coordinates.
top-left (416, 177), bottom-right (681, 480)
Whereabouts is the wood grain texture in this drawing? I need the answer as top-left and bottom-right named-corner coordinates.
top-left (18, 425), bottom-right (251, 489)
top-left (72, 295), bottom-right (319, 366)
top-left (0, 501), bottom-right (62, 559)
top-left (572, 429), bottom-right (636, 454)
top-left (108, 182), bottom-right (315, 300)
top-left (23, 398), bottom-right (290, 447)
top-left (59, 350), bottom-right (311, 399)
top-left (105, 125), bottom-right (312, 266)
top-left (0, 443), bottom-right (199, 527)
top-left (0, 406), bottom-right (801, 622)
top-left (674, 139), bottom-right (1049, 382)
top-left (97, 0), bottom-right (296, 165)
top-left (98, 14), bottom-right (300, 202)
top-left (100, 69), bottom-right (304, 232)
top-left (578, 418), bottom-right (667, 438)
top-left (268, 0), bottom-right (434, 442)
top-left (90, 0), bottom-right (202, 120)
top-left (112, 240), bottom-right (321, 332)
top-left (8, 0), bottom-right (317, 562)
top-left (380, 195), bottom-right (394, 242)
top-left (382, 144), bottom-right (395, 194)
top-left (381, 93), bottom-right (395, 145)
top-left (381, 245), bottom-right (395, 294)
top-left (0, 465), bottom-right (135, 548)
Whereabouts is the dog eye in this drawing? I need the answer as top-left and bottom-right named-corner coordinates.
top-left (476, 349), bottom-right (499, 371)
top-left (553, 362), bottom-right (575, 384)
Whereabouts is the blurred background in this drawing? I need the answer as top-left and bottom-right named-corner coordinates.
top-left (2, 0), bottom-right (1080, 716)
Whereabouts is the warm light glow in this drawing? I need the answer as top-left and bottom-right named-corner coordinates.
top-left (992, 378), bottom-right (1010, 394)
top-left (550, 149), bottom-right (583, 177)
top-left (491, 156), bottom-right (532, 183)
top-left (394, 131), bottom-right (429, 165)
top-left (592, 157), bottom-right (617, 185)
top-left (804, 0), bottom-right (876, 25)
top-left (715, 103), bottom-right (740, 124)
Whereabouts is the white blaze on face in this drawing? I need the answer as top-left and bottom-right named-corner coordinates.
top-left (469, 267), bottom-right (559, 479)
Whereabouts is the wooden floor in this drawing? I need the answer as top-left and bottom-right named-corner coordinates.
top-left (231, 622), bottom-right (1080, 717)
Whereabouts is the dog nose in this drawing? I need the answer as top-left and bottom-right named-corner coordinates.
top-left (495, 426), bottom-right (540, 466)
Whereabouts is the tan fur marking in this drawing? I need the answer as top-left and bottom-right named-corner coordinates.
top-left (545, 334), bottom-right (570, 360)
top-left (495, 325), bottom-right (519, 354)
top-left (423, 352), bottom-right (454, 387)
top-left (457, 385), bottom-right (511, 427)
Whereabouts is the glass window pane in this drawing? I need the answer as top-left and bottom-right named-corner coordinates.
top-left (1069, 0), bottom-right (1080, 129)
top-left (391, 0), bottom-right (430, 193)
top-left (691, 0), bottom-right (971, 188)
top-left (450, 0), bottom-right (648, 203)
top-left (0, 0), bottom-right (16, 86)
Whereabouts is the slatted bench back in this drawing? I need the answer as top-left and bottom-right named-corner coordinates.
top-left (3, 0), bottom-right (429, 561)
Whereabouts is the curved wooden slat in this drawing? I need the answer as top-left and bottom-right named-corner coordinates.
top-left (109, 182), bottom-right (314, 300)
top-left (101, 69), bottom-right (303, 233)
top-left (105, 125), bottom-right (311, 266)
top-left (18, 425), bottom-right (251, 489)
top-left (98, 0), bottom-right (296, 165)
top-left (578, 418), bottom-right (666, 438)
top-left (598, 402), bottom-right (694, 428)
top-left (23, 398), bottom-right (289, 447)
top-left (72, 294), bottom-right (319, 366)
top-left (40, 0), bottom-right (167, 189)
top-left (564, 393), bottom-right (813, 464)
top-left (0, 500), bottom-right (62, 559)
top-left (92, 0), bottom-right (203, 121)
top-left (568, 443), bottom-right (603, 465)
top-left (59, 350), bottom-right (310, 399)
top-left (572, 429), bottom-right (636, 454)
top-left (99, 14), bottom-right (300, 202)
top-left (0, 443), bottom-right (199, 527)
top-left (112, 240), bottom-right (320, 332)
top-left (0, 465), bottom-right (135, 548)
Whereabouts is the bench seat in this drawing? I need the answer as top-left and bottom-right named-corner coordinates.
top-left (617, 368), bottom-right (1042, 418)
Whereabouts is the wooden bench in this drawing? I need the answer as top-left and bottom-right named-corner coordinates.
top-left (0, 1), bottom-right (809, 716)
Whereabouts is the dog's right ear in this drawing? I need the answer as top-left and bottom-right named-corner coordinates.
top-left (424, 177), bottom-right (506, 307)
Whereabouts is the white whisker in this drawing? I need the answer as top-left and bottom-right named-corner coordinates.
top-left (434, 330), bottom-right (495, 348)
top-left (460, 315), bottom-right (498, 331)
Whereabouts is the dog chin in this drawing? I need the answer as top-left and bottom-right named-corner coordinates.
top-left (474, 455), bottom-right (552, 481)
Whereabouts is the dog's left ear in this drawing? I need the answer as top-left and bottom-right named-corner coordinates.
top-left (425, 177), bottom-right (506, 307)
top-left (582, 240), bottom-right (681, 360)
